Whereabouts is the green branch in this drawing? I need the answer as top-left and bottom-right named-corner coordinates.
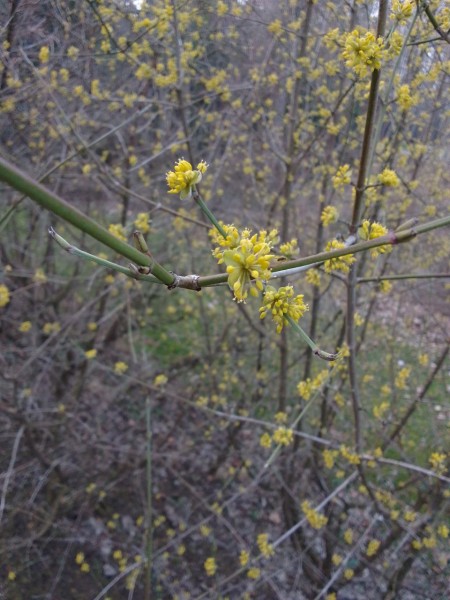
top-left (0, 156), bottom-right (174, 286)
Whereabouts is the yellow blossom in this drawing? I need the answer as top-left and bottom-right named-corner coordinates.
top-left (324, 240), bottom-right (356, 274)
top-left (274, 411), bottom-right (287, 423)
top-left (366, 539), bottom-right (381, 557)
top-left (260, 432), bottom-right (272, 448)
top-left (19, 321), bottom-right (32, 332)
top-left (437, 524), bottom-right (449, 538)
top-left (332, 164), bottom-right (352, 189)
top-left (114, 361), bottom-right (128, 375)
top-left (257, 533), bottom-right (274, 558)
top-left (344, 529), bottom-right (353, 544)
top-left (75, 552), bottom-right (85, 565)
top-left (134, 212), bottom-right (151, 234)
top-left (301, 500), bottom-right (328, 529)
top-left (259, 285), bottom-right (308, 333)
top-left (272, 427), bottom-right (294, 446)
top-left (153, 374), bottom-right (168, 386)
top-left (279, 238), bottom-right (299, 259)
top-left (67, 46), bottom-right (79, 60)
top-left (223, 231), bottom-right (274, 302)
top-left (80, 562), bottom-right (90, 573)
top-left (43, 321), bottom-right (61, 335)
top-left (429, 452), bottom-right (447, 475)
top-left (247, 567), bottom-right (260, 579)
top-left (108, 223), bottom-right (127, 242)
top-left (344, 568), bottom-right (354, 580)
top-left (306, 269), bottom-right (321, 287)
top-left (85, 349), bottom-right (97, 360)
top-left (391, 0), bottom-right (414, 24)
top-left (378, 168), bottom-right (400, 187)
top-left (33, 268), bottom-right (47, 284)
top-left (0, 283), bottom-right (10, 308)
top-left (39, 46), bottom-right (50, 63)
top-left (321, 205), bottom-right (339, 226)
top-left (166, 158), bottom-right (208, 199)
top-left (8, 570), bottom-right (16, 581)
top-left (239, 550), bottom-right (250, 566)
top-left (204, 557), bottom-right (217, 576)
top-left (332, 553), bottom-right (343, 565)
top-left (297, 378), bottom-right (312, 400)
top-left (359, 220), bottom-right (391, 258)
top-left (323, 449), bottom-right (338, 469)
top-left (395, 366), bottom-right (410, 389)
top-left (342, 29), bottom-right (383, 77)
top-left (340, 445), bottom-right (360, 465)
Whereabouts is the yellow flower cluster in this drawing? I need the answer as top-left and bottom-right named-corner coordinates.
top-left (257, 533), bottom-right (274, 558)
top-left (114, 361), bottom-right (128, 375)
top-left (342, 29), bottom-right (384, 77)
top-left (429, 452), bottom-right (447, 475)
top-left (0, 283), bottom-right (10, 308)
top-left (134, 212), bottom-right (151, 234)
top-left (340, 445), bottom-right (360, 465)
top-left (108, 223), bottom-right (127, 242)
top-left (321, 205), bottom-right (339, 226)
top-left (323, 448), bottom-right (338, 469)
top-left (279, 238), bottom-right (299, 259)
top-left (397, 84), bottom-right (414, 111)
top-left (259, 285), bottom-right (308, 333)
top-left (395, 366), bottom-right (410, 389)
top-left (373, 401), bottom-right (390, 420)
top-left (323, 240), bottom-right (356, 274)
top-left (222, 232), bottom-right (274, 302)
top-left (378, 168), bottom-right (400, 187)
top-left (272, 427), bottom-right (294, 446)
top-left (359, 220), bottom-right (391, 258)
top-left (301, 500), bottom-right (328, 529)
top-left (297, 369), bottom-right (329, 400)
top-left (166, 158), bottom-right (208, 199)
top-left (391, 0), bottom-right (414, 24)
top-left (204, 557), bottom-right (217, 576)
top-left (332, 164), bottom-right (352, 189)
top-left (366, 539), bottom-right (381, 557)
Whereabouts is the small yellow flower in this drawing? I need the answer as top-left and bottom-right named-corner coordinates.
top-left (239, 550), bottom-right (250, 566)
top-left (429, 452), bottom-right (447, 475)
top-left (247, 567), bottom-right (260, 579)
top-left (33, 268), bottom-right (47, 284)
top-left (366, 539), bottom-right (381, 557)
top-left (134, 212), bottom-right (151, 234)
top-left (85, 349), bottom-right (97, 360)
top-left (344, 568), bottom-right (354, 580)
top-left (153, 374), bottom-right (168, 386)
top-left (75, 552), bottom-right (85, 565)
top-left (114, 361), bottom-right (128, 375)
top-left (80, 562), bottom-right (90, 573)
top-left (19, 321), bottom-right (32, 332)
top-left (257, 533), bottom-right (274, 558)
top-left (321, 205), bottom-right (339, 226)
top-left (260, 432), bottom-right (272, 448)
top-left (204, 557), bottom-right (217, 576)
top-left (332, 164), bottom-right (352, 189)
top-left (42, 321), bottom-right (61, 335)
top-left (391, 0), bottom-right (414, 24)
top-left (301, 500), bottom-right (328, 529)
top-left (87, 321), bottom-right (97, 331)
top-left (39, 46), bottom-right (50, 63)
top-left (8, 570), bottom-right (16, 581)
top-left (108, 223), bottom-right (127, 242)
top-left (359, 220), bottom-right (391, 258)
top-left (0, 283), bottom-right (10, 308)
top-left (344, 529), bottom-right (353, 544)
top-left (166, 158), bottom-right (208, 199)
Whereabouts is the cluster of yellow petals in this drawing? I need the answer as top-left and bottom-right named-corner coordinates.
top-left (166, 158), bottom-right (208, 199)
top-left (359, 219), bottom-right (391, 258)
top-left (323, 240), bottom-right (356, 274)
top-left (259, 285), bottom-right (308, 333)
top-left (342, 29), bottom-right (384, 77)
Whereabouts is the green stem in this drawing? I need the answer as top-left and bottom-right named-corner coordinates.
top-left (0, 156), bottom-right (174, 286)
top-left (49, 228), bottom-right (163, 284)
top-left (287, 316), bottom-right (338, 361)
top-left (192, 188), bottom-right (227, 238)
